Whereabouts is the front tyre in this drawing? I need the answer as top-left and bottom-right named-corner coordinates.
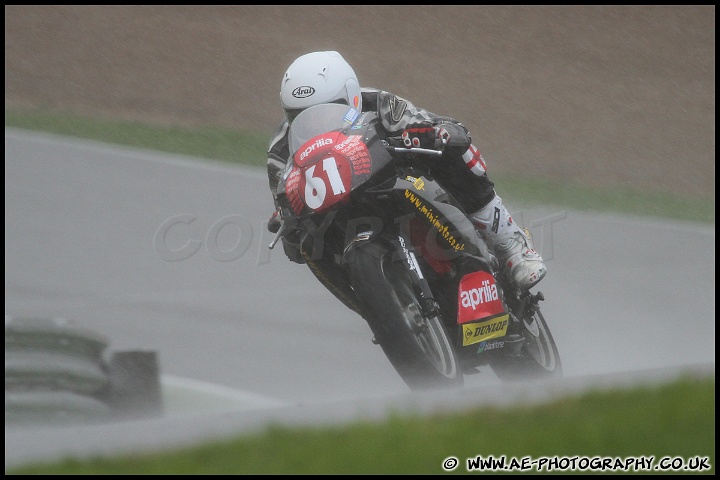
top-left (349, 242), bottom-right (463, 391)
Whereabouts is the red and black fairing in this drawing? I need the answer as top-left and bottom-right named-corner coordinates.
top-left (271, 112), bottom-right (399, 317)
top-left (280, 117), bottom-right (394, 217)
top-left (366, 172), bottom-right (486, 266)
top-left (365, 173), bottom-right (510, 357)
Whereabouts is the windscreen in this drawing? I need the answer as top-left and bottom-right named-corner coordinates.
top-left (288, 104), bottom-right (360, 155)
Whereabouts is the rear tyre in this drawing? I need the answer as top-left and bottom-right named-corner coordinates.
top-left (490, 309), bottom-right (562, 381)
top-left (350, 242), bottom-right (463, 391)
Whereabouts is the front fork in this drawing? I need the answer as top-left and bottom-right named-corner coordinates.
top-left (390, 232), bottom-right (440, 320)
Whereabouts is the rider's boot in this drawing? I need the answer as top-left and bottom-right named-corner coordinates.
top-left (469, 194), bottom-right (547, 291)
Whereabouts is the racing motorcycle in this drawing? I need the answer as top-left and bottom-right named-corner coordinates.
top-left (269, 103), bottom-right (562, 391)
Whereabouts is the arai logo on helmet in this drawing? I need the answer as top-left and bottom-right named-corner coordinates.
top-left (292, 86), bottom-right (315, 98)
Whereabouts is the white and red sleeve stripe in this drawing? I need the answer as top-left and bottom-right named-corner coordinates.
top-left (461, 144), bottom-right (487, 177)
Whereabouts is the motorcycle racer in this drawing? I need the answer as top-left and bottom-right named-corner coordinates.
top-left (267, 50), bottom-right (546, 292)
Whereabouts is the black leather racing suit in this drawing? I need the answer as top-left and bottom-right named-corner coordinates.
top-left (266, 88), bottom-right (497, 263)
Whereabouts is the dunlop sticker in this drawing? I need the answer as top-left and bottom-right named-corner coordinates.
top-left (462, 314), bottom-right (510, 347)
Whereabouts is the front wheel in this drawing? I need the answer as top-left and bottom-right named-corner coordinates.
top-left (490, 308), bottom-right (562, 381)
top-left (349, 242), bottom-right (463, 391)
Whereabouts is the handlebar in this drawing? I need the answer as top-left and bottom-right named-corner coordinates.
top-left (387, 146), bottom-right (444, 157)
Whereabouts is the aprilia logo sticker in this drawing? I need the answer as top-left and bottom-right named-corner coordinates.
top-left (299, 136), bottom-right (334, 162)
top-left (457, 271), bottom-right (504, 324)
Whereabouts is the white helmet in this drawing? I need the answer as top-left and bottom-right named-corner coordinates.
top-left (280, 51), bottom-right (361, 124)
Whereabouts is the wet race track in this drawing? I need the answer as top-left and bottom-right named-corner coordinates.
top-left (5, 129), bottom-right (715, 468)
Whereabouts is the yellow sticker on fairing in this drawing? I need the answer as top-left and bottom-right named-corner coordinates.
top-left (405, 176), bottom-right (425, 191)
top-left (461, 314), bottom-right (509, 346)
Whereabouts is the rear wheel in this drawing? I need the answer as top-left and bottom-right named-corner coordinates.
top-left (350, 242), bottom-right (463, 391)
top-left (490, 309), bottom-right (562, 381)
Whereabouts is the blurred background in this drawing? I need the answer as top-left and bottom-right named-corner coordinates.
top-left (5, 5), bottom-right (715, 199)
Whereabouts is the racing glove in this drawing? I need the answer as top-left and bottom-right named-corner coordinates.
top-left (401, 121), bottom-right (471, 156)
top-left (401, 122), bottom-right (441, 149)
